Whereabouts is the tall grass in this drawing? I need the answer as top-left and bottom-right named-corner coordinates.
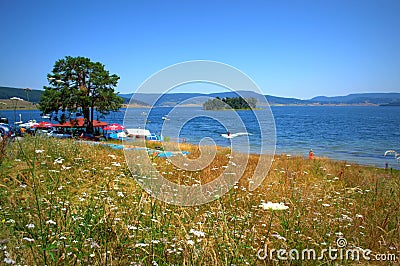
top-left (0, 137), bottom-right (8, 166)
top-left (0, 137), bottom-right (399, 265)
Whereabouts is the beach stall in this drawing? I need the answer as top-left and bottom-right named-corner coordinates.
top-left (53, 118), bottom-right (108, 138)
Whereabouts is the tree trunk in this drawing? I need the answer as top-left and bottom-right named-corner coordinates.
top-left (82, 107), bottom-right (91, 133)
top-left (87, 105), bottom-right (94, 134)
top-left (83, 107), bottom-right (90, 121)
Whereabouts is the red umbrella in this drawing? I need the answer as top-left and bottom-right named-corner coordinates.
top-left (103, 123), bottom-right (125, 131)
top-left (32, 121), bottom-right (54, 129)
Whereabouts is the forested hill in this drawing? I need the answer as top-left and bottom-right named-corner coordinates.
top-left (311, 93), bottom-right (400, 105)
top-left (0, 87), bottom-right (148, 106)
top-left (0, 87), bottom-right (43, 102)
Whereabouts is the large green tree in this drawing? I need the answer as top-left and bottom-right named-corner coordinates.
top-left (39, 56), bottom-right (123, 133)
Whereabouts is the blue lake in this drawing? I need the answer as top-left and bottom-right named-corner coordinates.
top-left (1, 106), bottom-right (399, 169)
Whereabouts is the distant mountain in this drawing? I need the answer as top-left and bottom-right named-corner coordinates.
top-left (123, 91), bottom-right (308, 106)
top-left (310, 93), bottom-right (400, 105)
top-left (125, 99), bottom-right (150, 106)
top-left (121, 93), bottom-right (197, 106)
top-left (2, 86), bottom-right (400, 107)
top-left (120, 93), bottom-right (206, 106)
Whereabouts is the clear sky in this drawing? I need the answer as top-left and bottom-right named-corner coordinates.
top-left (0, 0), bottom-right (399, 99)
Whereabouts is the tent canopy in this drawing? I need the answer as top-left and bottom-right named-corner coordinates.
top-left (53, 118), bottom-right (108, 128)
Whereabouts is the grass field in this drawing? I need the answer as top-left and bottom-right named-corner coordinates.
top-left (0, 137), bottom-right (399, 265)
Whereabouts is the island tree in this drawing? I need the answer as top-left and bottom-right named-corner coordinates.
top-left (39, 56), bottom-right (123, 133)
top-left (203, 96), bottom-right (257, 110)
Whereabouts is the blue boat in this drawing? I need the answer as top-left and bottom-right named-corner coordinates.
top-left (146, 133), bottom-right (163, 141)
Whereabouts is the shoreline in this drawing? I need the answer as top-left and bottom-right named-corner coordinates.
top-left (1, 107), bottom-right (397, 170)
top-left (89, 139), bottom-right (397, 171)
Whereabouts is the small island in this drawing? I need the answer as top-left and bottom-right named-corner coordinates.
top-left (203, 96), bottom-right (257, 110)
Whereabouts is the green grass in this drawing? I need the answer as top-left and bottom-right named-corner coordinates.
top-left (0, 136), bottom-right (399, 265)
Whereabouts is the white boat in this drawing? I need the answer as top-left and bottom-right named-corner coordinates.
top-left (41, 114), bottom-right (50, 119)
top-left (19, 120), bottom-right (38, 128)
top-left (221, 132), bottom-right (252, 139)
top-left (162, 116), bottom-right (170, 121)
top-left (125, 128), bottom-right (151, 137)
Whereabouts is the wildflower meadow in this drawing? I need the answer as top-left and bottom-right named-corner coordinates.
top-left (0, 136), bottom-right (399, 265)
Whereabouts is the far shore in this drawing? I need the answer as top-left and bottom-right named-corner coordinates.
top-left (123, 103), bottom-right (383, 108)
top-left (0, 101), bottom-right (387, 111)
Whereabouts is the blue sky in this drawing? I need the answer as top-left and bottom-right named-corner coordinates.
top-left (0, 0), bottom-right (399, 99)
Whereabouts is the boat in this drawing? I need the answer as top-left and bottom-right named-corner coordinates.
top-left (106, 128), bottom-right (153, 140)
top-left (106, 131), bottom-right (128, 140)
top-left (19, 120), bottom-right (38, 128)
top-left (125, 128), bottom-right (151, 138)
top-left (41, 114), bottom-right (50, 119)
top-left (221, 132), bottom-right (252, 139)
top-left (146, 133), bottom-right (164, 141)
top-left (0, 117), bottom-right (8, 124)
top-left (162, 116), bottom-right (170, 121)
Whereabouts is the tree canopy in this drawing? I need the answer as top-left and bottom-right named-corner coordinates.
top-left (39, 56), bottom-right (123, 132)
top-left (203, 96), bottom-right (257, 110)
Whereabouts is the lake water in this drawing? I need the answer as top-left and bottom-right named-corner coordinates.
top-left (1, 106), bottom-right (399, 169)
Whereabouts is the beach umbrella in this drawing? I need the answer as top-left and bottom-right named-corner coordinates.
top-left (103, 123), bottom-right (126, 131)
top-left (32, 121), bottom-right (54, 129)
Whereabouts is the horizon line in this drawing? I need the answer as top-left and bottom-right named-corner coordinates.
top-left (1, 85), bottom-right (399, 101)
